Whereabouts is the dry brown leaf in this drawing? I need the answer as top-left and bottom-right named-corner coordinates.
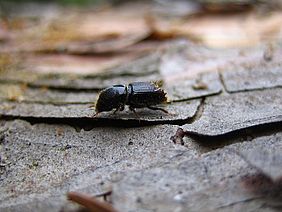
top-left (149, 11), bottom-right (282, 48)
top-left (21, 52), bottom-right (145, 75)
top-left (0, 3), bottom-right (151, 54)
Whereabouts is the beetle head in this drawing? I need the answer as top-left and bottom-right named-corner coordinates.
top-left (95, 85), bottom-right (127, 113)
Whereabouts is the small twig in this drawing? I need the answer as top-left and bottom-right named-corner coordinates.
top-left (67, 192), bottom-right (118, 212)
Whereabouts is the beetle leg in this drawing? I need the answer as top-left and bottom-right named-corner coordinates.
top-left (113, 104), bottom-right (125, 114)
top-left (129, 106), bottom-right (140, 120)
top-left (92, 112), bottom-right (99, 118)
top-left (119, 105), bottom-right (125, 111)
top-left (147, 106), bottom-right (168, 114)
top-left (113, 108), bottom-right (119, 114)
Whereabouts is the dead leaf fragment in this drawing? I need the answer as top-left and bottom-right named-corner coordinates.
top-left (21, 52), bottom-right (144, 75)
top-left (149, 11), bottom-right (282, 48)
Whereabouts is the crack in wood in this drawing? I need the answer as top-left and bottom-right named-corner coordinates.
top-left (0, 115), bottom-right (195, 130)
top-left (183, 121), bottom-right (282, 152)
top-left (218, 71), bottom-right (228, 93)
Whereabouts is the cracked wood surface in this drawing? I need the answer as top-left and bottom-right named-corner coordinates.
top-left (0, 2), bottom-right (282, 212)
top-left (112, 132), bottom-right (282, 212)
top-left (183, 88), bottom-right (282, 136)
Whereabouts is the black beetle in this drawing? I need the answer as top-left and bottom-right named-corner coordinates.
top-left (93, 82), bottom-right (168, 116)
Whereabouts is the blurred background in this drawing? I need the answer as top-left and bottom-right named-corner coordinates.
top-left (1, 0), bottom-right (282, 51)
top-left (0, 0), bottom-right (282, 91)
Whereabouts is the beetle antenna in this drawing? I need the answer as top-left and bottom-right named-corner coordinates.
top-left (147, 106), bottom-right (169, 114)
top-left (152, 80), bottom-right (164, 88)
top-left (129, 106), bottom-right (141, 121)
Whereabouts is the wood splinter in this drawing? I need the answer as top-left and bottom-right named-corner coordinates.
top-left (67, 192), bottom-right (118, 212)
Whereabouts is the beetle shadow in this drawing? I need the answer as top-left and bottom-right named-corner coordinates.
top-left (96, 107), bottom-right (175, 120)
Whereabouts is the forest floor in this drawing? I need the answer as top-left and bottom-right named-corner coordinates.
top-left (0, 1), bottom-right (282, 211)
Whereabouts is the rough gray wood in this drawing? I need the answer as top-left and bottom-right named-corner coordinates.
top-left (183, 88), bottom-right (282, 136)
top-left (221, 48), bottom-right (282, 92)
top-left (0, 120), bottom-right (194, 211)
top-left (0, 84), bottom-right (98, 104)
top-left (164, 71), bottom-right (222, 101)
top-left (239, 148), bottom-right (282, 181)
top-left (112, 132), bottom-right (282, 212)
